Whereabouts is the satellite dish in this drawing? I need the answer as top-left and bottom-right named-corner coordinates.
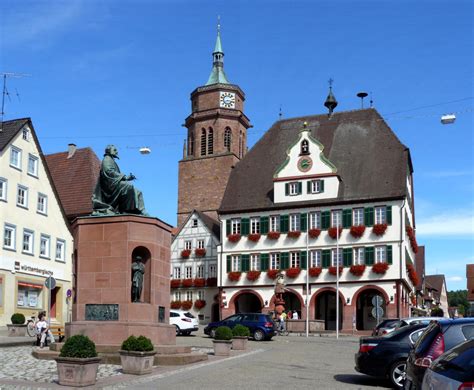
top-left (139, 147), bottom-right (151, 155)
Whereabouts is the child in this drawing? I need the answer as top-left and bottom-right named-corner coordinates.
top-left (35, 313), bottom-right (55, 348)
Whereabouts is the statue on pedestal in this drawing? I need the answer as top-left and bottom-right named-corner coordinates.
top-left (92, 145), bottom-right (147, 216)
top-left (131, 256), bottom-right (145, 302)
top-left (274, 272), bottom-right (286, 315)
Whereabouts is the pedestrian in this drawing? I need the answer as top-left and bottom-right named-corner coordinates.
top-left (35, 313), bottom-right (55, 348)
top-left (288, 310), bottom-right (293, 320)
top-left (279, 311), bottom-right (287, 332)
top-left (292, 311), bottom-right (299, 320)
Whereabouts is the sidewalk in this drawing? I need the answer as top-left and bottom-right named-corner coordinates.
top-left (0, 327), bottom-right (36, 347)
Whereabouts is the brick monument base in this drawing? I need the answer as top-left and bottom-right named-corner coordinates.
top-left (66, 215), bottom-right (175, 346)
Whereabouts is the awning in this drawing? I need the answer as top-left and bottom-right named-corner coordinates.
top-left (18, 282), bottom-right (43, 289)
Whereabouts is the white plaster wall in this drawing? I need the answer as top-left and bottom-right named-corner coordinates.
top-left (273, 176), bottom-right (340, 203)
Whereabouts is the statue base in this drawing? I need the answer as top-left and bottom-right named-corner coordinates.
top-left (274, 299), bottom-right (285, 315)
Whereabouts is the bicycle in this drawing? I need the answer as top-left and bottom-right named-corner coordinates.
top-left (26, 314), bottom-right (38, 337)
top-left (275, 327), bottom-right (289, 336)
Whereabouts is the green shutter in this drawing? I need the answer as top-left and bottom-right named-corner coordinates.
top-left (307, 181), bottom-right (311, 194)
top-left (322, 250), bottom-right (331, 268)
top-left (241, 218), bottom-right (250, 235)
top-left (343, 209), bottom-right (352, 228)
top-left (241, 254), bottom-right (250, 272)
top-left (321, 211), bottom-right (330, 230)
top-left (300, 213), bottom-right (307, 232)
top-left (227, 255), bottom-right (232, 273)
top-left (343, 248), bottom-right (353, 266)
top-left (300, 251), bottom-right (307, 269)
top-left (365, 247), bottom-right (374, 265)
top-left (297, 182), bottom-right (302, 194)
top-left (285, 183), bottom-right (289, 196)
top-left (364, 207), bottom-right (374, 227)
top-left (387, 245), bottom-right (393, 264)
top-left (320, 180), bottom-right (325, 192)
top-left (281, 252), bottom-right (289, 269)
top-left (260, 253), bottom-right (269, 271)
top-left (260, 216), bottom-right (269, 234)
top-left (280, 215), bottom-right (289, 233)
top-left (386, 206), bottom-right (392, 225)
top-left (226, 220), bottom-right (231, 236)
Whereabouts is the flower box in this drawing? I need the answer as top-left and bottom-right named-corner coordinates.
top-left (228, 272), bottom-right (242, 282)
top-left (372, 262), bottom-right (389, 274)
top-left (287, 230), bottom-right (301, 238)
top-left (181, 300), bottom-right (192, 310)
top-left (206, 277), bottom-right (217, 287)
top-left (266, 231), bottom-right (280, 240)
top-left (286, 267), bottom-right (301, 278)
top-left (308, 228), bottom-right (321, 239)
top-left (267, 269), bottom-right (280, 279)
top-left (246, 270), bottom-right (261, 281)
top-left (373, 223), bottom-right (388, 236)
top-left (350, 225), bottom-right (366, 238)
top-left (328, 227), bottom-right (343, 239)
top-left (407, 264), bottom-right (420, 286)
top-left (349, 264), bottom-right (366, 276)
top-left (328, 266), bottom-right (343, 276)
top-left (309, 267), bottom-right (322, 277)
top-left (182, 279), bottom-right (194, 288)
top-left (248, 233), bottom-right (261, 242)
top-left (194, 278), bottom-right (206, 287)
top-left (227, 234), bottom-right (241, 243)
top-left (170, 279), bottom-right (181, 288)
top-left (180, 249), bottom-right (191, 259)
top-left (194, 299), bottom-right (206, 310)
top-left (170, 300), bottom-right (182, 309)
top-left (195, 248), bottom-right (206, 257)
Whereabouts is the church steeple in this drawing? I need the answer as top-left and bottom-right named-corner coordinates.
top-left (206, 19), bottom-right (230, 85)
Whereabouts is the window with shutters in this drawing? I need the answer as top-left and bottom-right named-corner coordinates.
top-left (231, 219), bottom-right (241, 234)
top-left (200, 129), bottom-right (206, 156)
top-left (197, 239), bottom-right (205, 249)
top-left (231, 255), bottom-right (241, 272)
top-left (198, 290), bottom-right (205, 300)
top-left (196, 265), bottom-right (204, 278)
top-left (209, 264), bottom-right (217, 277)
top-left (353, 208), bottom-right (364, 226)
top-left (174, 291), bottom-right (182, 301)
top-left (185, 266), bottom-right (192, 279)
top-left (289, 182), bottom-right (300, 195)
top-left (331, 210), bottom-right (342, 227)
top-left (207, 128), bottom-right (214, 154)
top-left (250, 217), bottom-right (260, 234)
top-left (224, 127), bottom-right (232, 151)
top-left (290, 252), bottom-right (300, 268)
top-left (184, 240), bottom-right (192, 250)
top-left (310, 250), bottom-right (322, 267)
top-left (270, 215), bottom-right (280, 232)
top-left (309, 212), bottom-right (321, 229)
top-left (173, 267), bottom-right (181, 279)
top-left (375, 246), bottom-right (386, 263)
top-left (186, 291), bottom-right (193, 301)
top-left (354, 247), bottom-right (365, 265)
top-left (270, 253), bottom-right (280, 270)
top-left (375, 206), bottom-right (386, 224)
top-left (331, 249), bottom-right (342, 267)
top-left (289, 214), bottom-right (300, 231)
top-left (250, 254), bottom-right (260, 271)
top-left (310, 180), bottom-right (323, 194)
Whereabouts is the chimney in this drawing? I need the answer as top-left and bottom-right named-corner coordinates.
top-left (67, 143), bottom-right (77, 159)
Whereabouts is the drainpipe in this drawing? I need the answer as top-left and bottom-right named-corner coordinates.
top-left (398, 198), bottom-right (406, 319)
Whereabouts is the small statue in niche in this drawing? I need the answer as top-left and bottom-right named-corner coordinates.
top-left (300, 139), bottom-right (310, 155)
top-left (131, 255), bottom-right (145, 302)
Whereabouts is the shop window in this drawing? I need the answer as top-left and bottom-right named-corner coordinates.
top-left (17, 281), bottom-right (43, 309)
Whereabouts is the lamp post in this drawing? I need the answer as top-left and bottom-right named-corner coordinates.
top-left (336, 219), bottom-right (340, 340)
top-left (305, 212), bottom-right (309, 338)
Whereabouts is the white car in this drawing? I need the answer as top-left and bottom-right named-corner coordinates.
top-left (169, 310), bottom-right (199, 336)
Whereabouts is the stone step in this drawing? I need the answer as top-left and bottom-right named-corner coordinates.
top-left (31, 348), bottom-right (59, 360)
top-left (50, 343), bottom-right (191, 355)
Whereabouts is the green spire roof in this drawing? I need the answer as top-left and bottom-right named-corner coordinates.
top-left (205, 25), bottom-right (230, 86)
top-left (214, 30), bottom-right (223, 54)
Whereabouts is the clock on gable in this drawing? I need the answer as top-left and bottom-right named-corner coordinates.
top-left (220, 91), bottom-right (236, 109)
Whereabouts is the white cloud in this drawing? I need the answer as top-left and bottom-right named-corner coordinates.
top-left (416, 210), bottom-right (474, 237)
top-left (446, 276), bottom-right (464, 282)
top-left (423, 170), bottom-right (473, 178)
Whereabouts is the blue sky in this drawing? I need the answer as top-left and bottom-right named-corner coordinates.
top-left (1, 0), bottom-right (472, 292)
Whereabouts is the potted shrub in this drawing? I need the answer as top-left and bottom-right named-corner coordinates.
top-left (287, 230), bottom-right (301, 238)
top-left (194, 299), bottom-right (206, 310)
top-left (170, 300), bottom-right (182, 309)
top-left (349, 264), bottom-right (366, 276)
top-left (266, 269), bottom-right (280, 279)
top-left (286, 267), bottom-right (301, 278)
top-left (56, 335), bottom-right (101, 387)
top-left (373, 223), bottom-right (388, 236)
top-left (372, 262), bottom-right (389, 274)
top-left (8, 313), bottom-right (26, 337)
top-left (328, 227), bottom-right (343, 239)
top-left (328, 266), bottom-right (343, 276)
top-left (350, 225), bottom-right (366, 238)
top-left (246, 270), bottom-right (261, 281)
top-left (231, 324), bottom-right (250, 350)
top-left (213, 326), bottom-right (233, 356)
top-left (248, 233), bottom-right (261, 242)
top-left (266, 231), bottom-right (280, 240)
top-left (228, 271), bottom-right (241, 282)
top-left (119, 335), bottom-right (156, 375)
top-left (308, 228), bottom-right (321, 239)
top-left (181, 300), bottom-right (192, 310)
top-left (180, 249), bottom-right (191, 259)
top-left (227, 234), bottom-right (241, 243)
top-left (309, 267), bottom-right (322, 277)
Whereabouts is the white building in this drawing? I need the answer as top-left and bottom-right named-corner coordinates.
top-left (0, 118), bottom-right (73, 326)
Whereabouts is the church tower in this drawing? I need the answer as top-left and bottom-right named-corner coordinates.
top-left (177, 24), bottom-right (251, 226)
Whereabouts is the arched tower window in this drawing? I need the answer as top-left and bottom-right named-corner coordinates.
top-left (200, 129), bottom-right (207, 156)
top-left (208, 128), bottom-right (214, 155)
top-left (224, 127), bottom-right (232, 152)
top-left (188, 132), bottom-right (194, 156)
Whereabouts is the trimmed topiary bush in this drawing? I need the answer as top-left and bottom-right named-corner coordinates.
top-left (10, 313), bottom-right (25, 325)
top-left (232, 324), bottom-right (250, 338)
top-left (60, 335), bottom-right (97, 358)
top-left (121, 335), bottom-right (154, 352)
top-left (214, 326), bottom-right (233, 341)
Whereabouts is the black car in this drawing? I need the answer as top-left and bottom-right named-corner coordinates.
top-left (372, 318), bottom-right (399, 336)
top-left (204, 313), bottom-right (275, 341)
top-left (355, 323), bottom-right (428, 389)
top-left (405, 318), bottom-right (474, 389)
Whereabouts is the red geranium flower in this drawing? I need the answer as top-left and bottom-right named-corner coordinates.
top-left (181, 300), bottom-right (192, 310)
top-left (267, 269), bottom-right (280, 279)
top-left (228, 271), bottom-right (242, 282)
top-left (194, 278), bottom-right (206, 287)
top-left (246, 270), bottom-right (261, 281)
top-left (181, 249), bottom-right (191, 258)
top-left (266, 231), bottom-right (280, 240)
top-left (170, 300), bottom-right (181, 309)
top-left (373, 224), bottom-right (388, 236)
top-left (309, 267), bottom-right (322, 277)
top-left (170, 279), bottom-right (181, 288)
top-left (286, 267), bottom-right (301, 278)
top-left (308, 228), bottom-right (321, 239)
top-left (194, 299), bottom-right (206, 310)
top-left (372, 262), bottom-right (389, 274)
top-left (349, 264), bottom-right (366, 276)
top-left (227, 234), bottom-right (241, 243)
top-left (182, 279), bottom-right (194, 288)
top-left (248, 233), bottom-right (261, 242)
top-left (328, 266), bottom-right (343, 276)
top-left (287, 231), bottom-right (301, 238)
top-left (206, 277), bottom-right (217, 287)
top-left (328, 227), bottom-right (343, 239)
top-left (350, 225), bottom-right (366, 238)
top-left (195, 248), bottom-right (206, 257)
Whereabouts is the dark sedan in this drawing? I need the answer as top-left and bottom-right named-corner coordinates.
top-left (355, 323), bottom-right (428, 389)
top-left (204, 313), bottom-right (275, 341)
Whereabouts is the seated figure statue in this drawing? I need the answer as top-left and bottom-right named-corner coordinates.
top-left (92, 145), bottom-right (147, 215)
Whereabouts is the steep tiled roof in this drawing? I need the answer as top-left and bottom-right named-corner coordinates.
top-left (45, 147), bottom-right (100, 220)
top-left (220, 108), bottom-right (411, 213)
top-left (425, 274), bottom-right (446, 302)
top-left (415, 246), bottom-right (425, 291)
top-left (0, 118), bottom-right (30, 151)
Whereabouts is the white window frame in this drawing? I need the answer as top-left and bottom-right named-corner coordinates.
top-left (289, 214), bottom-right (300, 232)
top-left (289, 182), bottom-right (299, 196)
top-left (10, 146), bottom-right (22, 169)
top-left (22, 229), bottom-right (34, 255)
top-left (353, 208), bottom-right (364, 226)
top-left (208, 264), bottom-right (217, 278)
top-left (270, 215), bottom-right (280, 232)
top-left (55, 239), bottom-right (66, 262)
top-left (331, 248), bottom-right (342, 267)
top-left (196, 265), bottom-right (204, 278)
top-left (250, 254), bottom-right (260, 271)
top-left (184, 240), bottom-right (192, 250)
top-left (290, 252), bottom-right (300, 268)
top-left (310, 250), bottom-right (321, 268)
top-left (37, 193), bottom-right (47, 215)
top-left (192, 219), bottom-right (198, 227)
top-left (3, 224), bottom-right (16, 250)
top-left (22, 127), bottom-right (30, 141)
top-left (197, 239), bottom-right (205, 249)
top-left (186, 291), bottom-right (193, 301)
top-left (375, 246), bottom-right (387, 263)
top-left (173, 267), bottom-right (181, 279)
top-left (231, 219), bottom-right (241, 235)
top-left (40, 234), bottom-right (51, 259)
top-left (250, 217), bottom-right (260, 234)
top-left (174, 291), bottom-right (182, 301)
top-left (375, 206), bottom-right (387, 224)
top-left (197, 290), bottom-right (205, 300)
top-left (17, 185), bottom-right (28, 208)
top-left (231, 255), bottom-right (241, 272)
top-left (27, 154), bottom-right (39, 177)
top-left (310, 180), bottom-right (323, 194)
top-left (185, 266), bottom-right (192, 279)
top-left (353, 247), bottom-right (365, 265)
top-left (270, 253), bottom-right (280, 270)
top-left (331, 209), bottom-right (342, 228)
top-left (0, 178), bottom-right (7, 201)
top-left (309, 211), bottom-right (321, 229)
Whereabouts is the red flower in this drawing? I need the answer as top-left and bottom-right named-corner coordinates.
top-left (194, 299), bottom-right (206, 310)
top-left (406, 226), bottom-right (419, 253)
top-left (248, 233), bottom-right (261, 242)
top-left (195, 248), bottom-right (206, 257)
top-left (328, 266), bottom-right (343, 276)
top-left (407, 264), bottom-right (420, 286)
top-left (328, 227), bottom-right (343, 239)
top-left (170, 279), bottom-right (181, 288)
top-left (181, 249), bottom-right (191, 258)
top-left (246, 270), bottom-right (261, 281)
top-left (267, 269), bottom-right (280, 279)
top-left (309, 267), bottom-right (322, 277)
top-left (349, 264), bottom-right (366, 276)
top-left (266, 231), bottom-right (281, 240)
top-left (194, 278), bottom-right (206, 287)
top-left (182, 279), bottom-right (194, 288)
top-left (350, 225), bottom-right (366, 238)
top-left (228, 271), bottom-right (242, 282)
top-left (287, 231), bottom-right (301, 238)
top-left (373, 224), bottom-right (388, 236)
top-left (227, 234), bottom-right (241, 243)
top-left (372, 262), bottom-right (389, 274)
top-left (181, 300), bottom-right (192, 310)
top-left (206, 277), bottom-right (217, 287)
top-left (286, 267), bottom-right (301, 278)
top-left (170, 300), bottom-right (181, 309)
top-left (308, 228), bottom-right (321, 239)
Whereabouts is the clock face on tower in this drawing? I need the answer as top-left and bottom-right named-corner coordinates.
top-left (220, 92), bottom-right (236, 109)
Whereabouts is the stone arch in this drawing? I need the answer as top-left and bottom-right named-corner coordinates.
top-left (310, 287), bottom-right (346, 330)
top-left (269, 288), bottom-right (305, 318)
top-left (353, 285), bottom-right (390, 331)
top-left (131, 246), bottom-right (151, 303)
top-left (352, 285), bottom-right (390, 306)
top-left (228, 289), bottom-right (264, 314)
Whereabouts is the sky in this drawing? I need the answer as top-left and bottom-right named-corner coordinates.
top-left (1, 0), bottom-right (473, 292)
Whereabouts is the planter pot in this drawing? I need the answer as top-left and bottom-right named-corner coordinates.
top-left (7, 324), bottom-right (27, 337)
top-left (119, 350), bottom-right (156, 375)
top-left (232, 336), bottom-right (248, 350)
top-left (56, 356), bottom-right (101, 387)
top-left (213, 340), bottom-right (232, 356)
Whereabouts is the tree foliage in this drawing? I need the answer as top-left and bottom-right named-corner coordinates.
top-left (448, 290), bottom-right (469, 316)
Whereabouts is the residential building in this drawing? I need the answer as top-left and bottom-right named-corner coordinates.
top-left (0, 119), bottom-right (73, 326)
top-left (424, 275), bottom-right (449, 317)
top-left (467, 264), bottom-right (474, 316)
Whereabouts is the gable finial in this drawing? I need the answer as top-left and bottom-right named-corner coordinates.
top-left (324, 78), bottom-right (338, 116)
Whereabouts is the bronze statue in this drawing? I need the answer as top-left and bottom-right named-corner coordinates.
top-left (274, 272), bottom-right (286, 316)
top-left (131, 256), bottom-right (145, 302)
top-left (92, 145), bottom-right (147, 215)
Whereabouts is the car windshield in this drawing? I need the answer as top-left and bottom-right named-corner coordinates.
top-left (184, 312), bottom-right (195, 319)
top-left (382, 324), bottom-right (423, 338)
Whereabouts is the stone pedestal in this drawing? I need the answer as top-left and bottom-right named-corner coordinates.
top-left (66, 215), bottom-right (175, 346)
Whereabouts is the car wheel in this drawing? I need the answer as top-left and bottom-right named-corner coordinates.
top-left (209, 328), bottom-right (216, 338)
top-left (389, 360), bottom-right (407, 389)
top-left (175, 325), bottom-right (180, 336)
top-left (182, 331), bottom-right (191, 336)
top-left (253, 329), bottom-right (265, 341)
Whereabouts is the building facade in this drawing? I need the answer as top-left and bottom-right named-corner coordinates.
top-left (0, 119), bottom-right (73, 326)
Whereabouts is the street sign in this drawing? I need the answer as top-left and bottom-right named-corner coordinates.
top-left (372, 307), bottom-right (384, 319)
top-left (372, 295), bottom-right (384, 307)
top-left (45, 276), bottom-right (56, 290)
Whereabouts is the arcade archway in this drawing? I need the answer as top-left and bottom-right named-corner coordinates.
top-left (315, 290), bottom-right (343, 330)
top-left (356, 288), bottom-right (387, 330)
top-left (235, 292), bottom-right (262, 313)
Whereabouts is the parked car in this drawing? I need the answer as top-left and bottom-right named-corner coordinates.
top-left (378, 317), bottom-right (443, 337)
top-left (405, 318), bottom-right (474, 389)
top-left (204, 313), bottom-right (275, 341)
top-left (372, 318), bottom-right (399, 336)
top-left (422, 339), bottom-right (474, 390)
top-left (169, 309), bottom-right (199, 336)
top-left (355, 323), bottom-right (429, 388)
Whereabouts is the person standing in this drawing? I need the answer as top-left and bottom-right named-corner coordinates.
top-left (279, 311), bottom-right (287, 332)
top-left (292, 311), bottom-right (299, 320)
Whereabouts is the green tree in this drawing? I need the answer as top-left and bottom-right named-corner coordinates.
top-left (448, 290), bottom-right (469, 316)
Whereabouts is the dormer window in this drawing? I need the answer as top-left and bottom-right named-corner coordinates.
top-left (308, 179), bottom-right (324, 194)
top-left (286, 182), bottom-right (302, 196)
top-left (22, 127), bottom-right (30, 141)
top-left (300, 140), bottom-right (309, 155)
